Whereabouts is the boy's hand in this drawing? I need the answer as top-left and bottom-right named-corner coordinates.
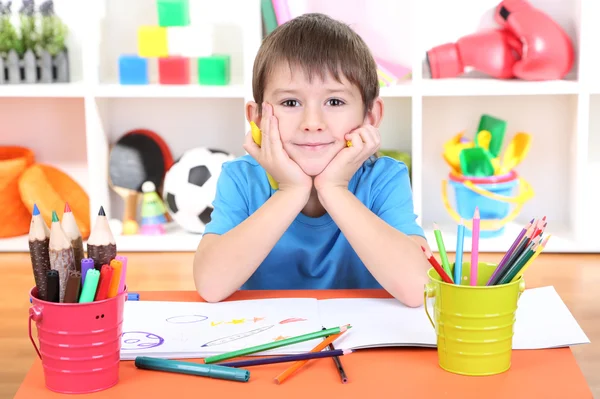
top-left (244, 102), bottom-right (313, 194)
top-left (314, 124), bottom-right (381, 193)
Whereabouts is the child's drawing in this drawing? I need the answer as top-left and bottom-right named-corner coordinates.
top-left (274, 335), bottom-right (291, 341)
top-left (209, 316), bottom-right (306, 326)
top-left (165, 315), bottom-right (208, 324)
top-left (279, 317), bottom-right (307, 324)
top-left (201, 325), bottom-right (274, 347)
top-left (121, 331), bottom-right (165, 350)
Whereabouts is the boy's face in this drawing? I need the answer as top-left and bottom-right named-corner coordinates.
top-left (249, 62), bottom-right (381, 177)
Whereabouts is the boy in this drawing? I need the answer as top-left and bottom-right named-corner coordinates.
top-left (193, 13), bottom-right (432, 307)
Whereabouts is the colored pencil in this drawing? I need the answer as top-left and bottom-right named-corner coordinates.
top-left (529, 216), bottom-right (546, 243)
top-left (488, 223), bottom-right (536, 285)
top-left (470, 207), bottom-right (480, 286)
top-left (217, 348), bottom-right (352, 368)
top-left (274, 331), bottom-right (346, 384)
top-left (325, 330), bottom-right (348, 383)
top-left (421, 246), bottom-right (453, 284)
top-left (497, 239), bottom-right (539, 285)
top-left (49, 211), bottom-right (76, 303)
top-left (486, 219), bottom-right (534, 286)
top-left (454, 219), bottom-right (465, 284)
top-left (61, 202), bottom-right (84, 272)
top-left (204, 324), bottom-right (351, 364)
top-left (28, 204), bottom-right (51, 301)
top-left (511, 235), bottom-right (551, 282)
top-left (432, 223), bottom-right (452, 278)
top-left (87, 206), bottom-right (117, 271)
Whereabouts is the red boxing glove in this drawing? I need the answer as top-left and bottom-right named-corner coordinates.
top-left (427, 29), bottom-right (522, 79)
top-left (494, 0), bottom-right (574, 80)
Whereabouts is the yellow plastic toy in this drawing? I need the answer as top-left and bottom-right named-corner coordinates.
top-left (476, 130), bottom-right (500, 173)
top-left (443, 132), bottom-right (474, 173)
top-left (498, 132), bottom-right (532, 175)
top-left (250, 121), bottom-right (352, 191)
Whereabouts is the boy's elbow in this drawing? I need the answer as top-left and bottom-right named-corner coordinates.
top-left (394, 273), bottom-right (428, 308)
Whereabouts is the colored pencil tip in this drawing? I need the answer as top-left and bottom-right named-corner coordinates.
top-left (32, 203), bottom-right (40, 216)
top-left (474, 207), bottom-right (480, 218)
top-left (98, 206), bottom-right (105, 216)
top-left (51, 211), bottom-right (59, 223)
top-left (64, 202), bottom-right (71, 213)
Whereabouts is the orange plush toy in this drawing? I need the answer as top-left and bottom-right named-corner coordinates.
top-left (18, 164), bottom-right (91, 239)
top-left (0, 146), bottom-right (35, 238)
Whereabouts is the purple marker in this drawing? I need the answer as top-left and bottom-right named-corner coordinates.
top-left (115, 255), bottom-right (128, 293)
top-left (81, 258), bottom-right (94, 286)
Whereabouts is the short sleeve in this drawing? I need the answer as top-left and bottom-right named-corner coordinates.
top-left (203, 162), bottom-right (250, 236)
top-left (371, 160), bottom-right (426, 238)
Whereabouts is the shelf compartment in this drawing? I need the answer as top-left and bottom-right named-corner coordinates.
top-left (421, 94), bottom-right (578, 251)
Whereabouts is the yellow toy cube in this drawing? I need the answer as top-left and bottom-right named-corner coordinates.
top-left (138, 26), bottom-right (168, 57)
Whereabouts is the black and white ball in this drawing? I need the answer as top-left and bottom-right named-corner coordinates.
top-left (162, 147), bottom-right (234, 233)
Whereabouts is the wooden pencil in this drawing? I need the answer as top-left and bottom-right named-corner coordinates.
top-left (49, 210), bottom-right (76, 303)
top-left (87, 206), bottom-right (117, 271)
top-left (61, 202), bottom-right (84, 272)
top-left (28, 204), bottom-right (51, 301)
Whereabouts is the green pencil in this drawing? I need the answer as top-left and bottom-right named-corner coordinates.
top-left (497, 241), bottom-right (538, 285)
top-left (433, 223), bottom-right (453, 279)
top-left (203, 324), bottom-right (351, 364)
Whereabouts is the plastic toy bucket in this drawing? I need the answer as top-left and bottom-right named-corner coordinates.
top-left (441, 170), bottom-right (534, 238)
top-left (424, 262), bottom-right (525, 376)
top-left (28, 286), bottom-right (127, 394)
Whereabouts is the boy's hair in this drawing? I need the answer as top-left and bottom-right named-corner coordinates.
top-left (252, 13), bottom-right (379, 116)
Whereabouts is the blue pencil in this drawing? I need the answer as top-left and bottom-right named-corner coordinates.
top-left (216, 348), bottom-right (352, 368)
top-left (454, 219), bottom-right (465, 284)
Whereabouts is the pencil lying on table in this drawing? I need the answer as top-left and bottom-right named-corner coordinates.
top-left (217, 348), bottom-right (353, 368)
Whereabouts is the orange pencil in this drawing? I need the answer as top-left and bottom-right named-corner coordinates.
top-left (274, 331), bottom-right (346, 384)
top-left (107, 259), bottom-right (123, 298)
top-left (421, 246), bottom-right (454, 284)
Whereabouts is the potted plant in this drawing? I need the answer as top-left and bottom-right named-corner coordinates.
top-left (38, 0), bottom-right (68, 82)
top-left (0, 1), bottom-right (20, 83)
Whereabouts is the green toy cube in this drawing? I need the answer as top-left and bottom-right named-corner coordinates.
top-left (198, 55), bottom-right (230, 85)
top-left (157, 0), bottom-right (190, 27)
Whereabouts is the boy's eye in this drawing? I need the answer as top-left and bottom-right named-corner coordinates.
top-left (281, 100), bottom-right (299, 107)
top-left (327, 98), bottom-right (345, 106)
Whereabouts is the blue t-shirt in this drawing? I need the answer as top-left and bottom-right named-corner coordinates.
top-left (203, 154), bottom-right (425, 290)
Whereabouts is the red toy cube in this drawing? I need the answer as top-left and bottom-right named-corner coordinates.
top-left (158, 56), bottom-right (190, 84)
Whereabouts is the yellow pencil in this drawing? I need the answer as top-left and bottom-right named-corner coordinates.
top-left (511, 234), bottom-right (551, 282)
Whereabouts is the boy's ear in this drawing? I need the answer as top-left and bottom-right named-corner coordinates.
top-left (245, 101), bottom-right (261, 126)
top-left (365, 97), bottom-right (384, 128)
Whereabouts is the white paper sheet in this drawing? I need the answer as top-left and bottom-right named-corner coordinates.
top-left (120, 298), bottom-right (324, 360)
top-left (119, 286), bottom-right (589, 360)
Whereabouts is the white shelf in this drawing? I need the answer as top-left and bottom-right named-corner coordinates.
top-left (94, 83), bottom-right (248, 98)
top-left (419, 78), bottom-right (581, 97)
top-left (1, 0), bottom-right (599, 254)
top-left (0, 81), bottom-right (87, 97)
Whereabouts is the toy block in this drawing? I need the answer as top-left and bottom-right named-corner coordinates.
top-left (157, 0), bottom-right (190, 27)
top-left (118, 55), bottom-right (149, 85)
top-left (138, 26), bottom-right (168, 57)
top-left (167, 26), bottom-right (213, 58)
top-left (158, 56), bottom-right (190, 84)
top-left (197, 55), bottom-right (230, 86)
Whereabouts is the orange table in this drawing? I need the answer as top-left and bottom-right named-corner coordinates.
top-left (16, 289), bottom-right (593, 399)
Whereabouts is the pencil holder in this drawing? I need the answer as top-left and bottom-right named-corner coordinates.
top-left (423, 262), bottom-right (525, 376)
top-left (28, 286), bottom-right (127, 394)
top-left (441, 171), bottom-right (534, 238)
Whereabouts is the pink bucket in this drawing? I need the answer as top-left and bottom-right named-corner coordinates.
top-left (28, 286), bottom-right (127, 394)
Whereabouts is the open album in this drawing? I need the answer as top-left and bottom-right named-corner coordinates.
top-left (119, 286), bottom-right (589, 360)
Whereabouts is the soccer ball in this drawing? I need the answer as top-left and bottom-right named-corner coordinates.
top-left (162, 147), bottom-right (234, 233)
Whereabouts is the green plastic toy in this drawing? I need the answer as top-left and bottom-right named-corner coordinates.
top-left (477, 114), bottom-right (506, 158)
top-left (459, 147), bottom-right (495, 177)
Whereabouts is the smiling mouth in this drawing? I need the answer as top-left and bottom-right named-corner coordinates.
top-left (295, 143), bottom-right (333, 150)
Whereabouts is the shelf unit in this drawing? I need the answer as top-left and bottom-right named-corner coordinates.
top-left (1, 0), bottom-right (598, 253)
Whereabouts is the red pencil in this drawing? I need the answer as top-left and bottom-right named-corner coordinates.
top-left (421, 246), bottom-right (454, 283)
top-left (94, 264), bottom-right (114, 301)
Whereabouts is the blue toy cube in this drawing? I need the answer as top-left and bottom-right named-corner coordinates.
top-left (119, 55), bottom-right (149, 85)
